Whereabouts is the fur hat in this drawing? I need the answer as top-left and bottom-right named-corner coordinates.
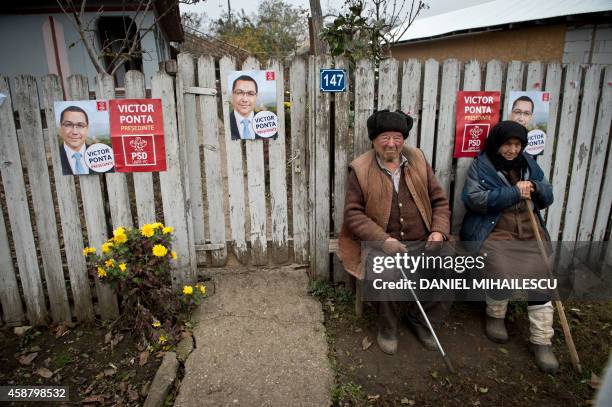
top-left (367, 109), bottom-right (413, 141)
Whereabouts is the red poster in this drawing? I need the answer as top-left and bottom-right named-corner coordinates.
top-left (109, 99), bottom-right (166, 172)
top-left (453, 91), bottom-right (500, 158)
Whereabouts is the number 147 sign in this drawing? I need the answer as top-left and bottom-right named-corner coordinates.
top-left (320, 69), bottom-right (347, 92)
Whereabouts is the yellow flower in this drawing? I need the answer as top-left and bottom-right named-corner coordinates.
top-left (152, 321), bottom-right (161, 328)
top-left (152, 222), bottom-right (164, 229)
top-left (97, 267), bottom-right (107, 278)
top-left (112, 227), bottom-right (127, 244)
top-left (162, 226), bottom-right (173, 235)
top-left (119, 263), bottom-right (127, 272)
top-left (141, 224), bottom-right (155, 238)
top-left (171, 251), bottom-right (177, 260)
top-left (102, 241), bottom-right (114, 254)
top-left (105, 258), bottom-right (115, 267)
top-left (83, 247), bottom-right (96, 256)
top-left (183, 285), bottom-right (193, 295)
top-left (284, 101), bottom-right (291, 109)
top-left (152, 244), bottom-right (168, 257)
top-left (196, 284), bottom-right (206, 295)
top-left (158, 335), bottom-right (167, 344)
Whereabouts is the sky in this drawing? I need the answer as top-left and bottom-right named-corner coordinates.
top-left (180, 0), bottom-right (493, 28)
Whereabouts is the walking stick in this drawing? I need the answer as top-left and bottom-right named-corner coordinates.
top-left (397, 265), bottom-right (456, 374)
top-left (525, 199), bottom-right (582, 373)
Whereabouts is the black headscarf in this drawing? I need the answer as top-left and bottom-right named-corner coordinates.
top-left (484, 121), bottom-right (528, 179)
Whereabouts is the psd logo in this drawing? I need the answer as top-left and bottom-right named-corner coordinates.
top-left (122, 135), bottom-right (156, 166)
top-left (265, 71), bottom-right (275, 81)
top-left (542, 93), bottom-right (550, 102)
top-left (96, 101), bottom-right (108, 111)
top-left (462, 124), bottom-right (489, 153)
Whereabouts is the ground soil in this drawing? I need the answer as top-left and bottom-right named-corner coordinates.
top-left (0, 322), bottom-right (162, 406)
top-left (315, 283), bottom-right (612, 407)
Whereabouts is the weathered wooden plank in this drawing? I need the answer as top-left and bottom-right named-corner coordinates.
top-left (40, 75), bottom-right (94, 322)
top-left (333, 56), bottom-right (350, 283)
top-left (353, 59), bottom-right (375, 157)
top-left (308, 56), bottom-right (316, 270)
top-left (96, 73), bottom-right (132, 228)
top-left (124, 71), bottom-right (156, 226)
top-left (539, 63), bottom-right (563, 184)
top-left (15, 75), bottom-right (71, 323)
top-left (198, 55), bottom-right (228, 266)
top-left (400, 59), bottom-right (422, 148)
top-left (503, 61), bottom-right (524, 119)
top-left (267, 59), bottom-right (289, 263)
top-left (578, 67), bottom-right (612, 241)
top-left (420, 59), bottom-right (439, 164)
top-left (290, 57), bottom-right (309, 264)
top-left (173, 57), bottom-right (199, 272)
top-left (377, 58), bottom-right (399, 111)
top-left (434, 59), bottom-right (460, 195)
top-left (562, 65), bottom-right (603, 241)
top-left (313, 54), bottom-right (332, 280)
top-left (68, 75), bottom-right (119, 319)
top-left (0, 76), bottom-right (47, 325)
top-left (151, 71), bottom-right (196, 288)
top-left (525, 61), bottom-right (544, 91)
top-left (178, 54), bottom-right (206, 249)
top-left (593, 142), bottom-right (612, 241)
top-left (241, 57), bottom-right (268, 265)
top-left (0, 202), bottom-right (25, 325)
top-left (546, 64), bottom-right (582, 240)
top-left (219, 56), bottom-right (248, 263)
top-left (451, 60), bottom-right (481, 233)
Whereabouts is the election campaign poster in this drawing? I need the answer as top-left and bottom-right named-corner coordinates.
top-left (453, 91), bottom-right (501, 158)
top-left (505, 91), bottom-right (550, 156)
top-left (226, 70), bottom-right (278, 141)
top-left (54, 100), bottom-right (114, 175)
top-left (109, 99), bottom-right (166, 172)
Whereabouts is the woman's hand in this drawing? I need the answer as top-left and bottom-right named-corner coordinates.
top-left (516, 181), bottom-right (534, 199)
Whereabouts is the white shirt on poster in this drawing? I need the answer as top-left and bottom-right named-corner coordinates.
top-left (234, 110), bottom-right (255, 140)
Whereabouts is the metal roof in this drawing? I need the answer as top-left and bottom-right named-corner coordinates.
top-left (393, 0), bottom-right (612, 43)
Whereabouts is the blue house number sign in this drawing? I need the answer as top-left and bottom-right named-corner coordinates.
top-left (320, 69), bottom-right (347, 92)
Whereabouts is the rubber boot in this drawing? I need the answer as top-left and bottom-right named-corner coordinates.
top-left (376, 301), bottom-right (398, 355)
top-left (485, 297), bottom-right (508, 343)
top-left (411, 321), bottom-right (437, 351)
top-left (528, 302), bottom-right (558, 374)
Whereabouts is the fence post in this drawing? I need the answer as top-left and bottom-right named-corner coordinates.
top-left (421, 59), bottom-right (440, 164)
top-left (0, 202), bottom-right (25, 325)
top-left (401, 59), bottom-right (422, 148)
top-left (353, 59), bottom-right (375, 157)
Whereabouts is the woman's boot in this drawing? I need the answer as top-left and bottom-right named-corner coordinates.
top-left (485, 297), bottom-right (509, 343)
top-left (528, 302), bottom-right (559, 374)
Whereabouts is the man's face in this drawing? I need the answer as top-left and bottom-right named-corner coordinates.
top-left (60, 111), bottom-right (88, 151)
top-left (510, 100), bottom-right (533, 127)
top-left (232, 79), bottom-right (257, 117)
top-left (373, 131), bottom-right (405, 163)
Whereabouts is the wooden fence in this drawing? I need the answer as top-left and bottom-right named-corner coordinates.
top-left (0, 55), bottom-right (610, 326)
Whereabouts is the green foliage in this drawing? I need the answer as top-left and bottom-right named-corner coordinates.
top-left (308, 280), bottom-right (353, 306)
top-left (330, 382), bottom-right (365, 404)
top-left (209, 0), bottom-right (308, 60)
top-left (321, 0), bottom-right (428, 67)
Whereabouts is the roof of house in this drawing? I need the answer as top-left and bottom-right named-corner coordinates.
top-left (392, 0), bottom-right (612, 43)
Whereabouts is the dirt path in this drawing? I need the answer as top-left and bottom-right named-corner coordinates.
top-left (175, 265), bottom-right (333, 406)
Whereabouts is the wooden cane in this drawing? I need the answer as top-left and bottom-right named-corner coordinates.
top-left (525, 198), bottom-right (582, 373)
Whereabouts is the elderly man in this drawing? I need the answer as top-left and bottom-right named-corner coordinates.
top-left (338, 110), bottom-right (451, 355)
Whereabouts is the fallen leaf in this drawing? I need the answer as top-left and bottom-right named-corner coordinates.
top-left (139, 351), bottom-right (149, 366)
top-left (18, 352), bottom-right (38, 365)
top-left (367, 394), bottom-right (380, 400)
top-left (354, 327), bottom-right (363, 333)
top-left (588, 373), bottom-right (600, 390)
top-left (111, 335), bottom-right (124, 349)
top-left (498, 347), bottom-right (509, 355)
top-left (431, 371), bottom-right (439, 379)
top-left (128, 389), bottom-right (139, 401)
top-left (362, 336), bottom-right (372, 351)
top-left (82, 395), bottom-right (106, 403)
top-left (479, 387), bottom-right (488, 394)
top-left (36, 367), bottom-right (53, 378)
top-left (104, 332), bottom-right (112, 344)
top-left (104, 368), bottom-right (116, 376)
top-left (118, 381), bottom-right (128, 393)
top-left (400, 398), bottom-right (415, 405)
top-left (53, 323), bottom-right (70, 338)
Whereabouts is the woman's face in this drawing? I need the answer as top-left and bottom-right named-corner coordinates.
top-left (498, 137), bottom-right (522, 161)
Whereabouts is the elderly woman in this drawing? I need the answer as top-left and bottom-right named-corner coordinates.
top-left (460, 120), bottom-right (558, 373)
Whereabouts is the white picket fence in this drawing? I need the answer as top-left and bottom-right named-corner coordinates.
top-left (0, 55), bottom-right (610, 326)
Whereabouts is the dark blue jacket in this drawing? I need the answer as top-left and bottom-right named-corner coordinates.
top-left (459, 152), bottom-right (553, 251)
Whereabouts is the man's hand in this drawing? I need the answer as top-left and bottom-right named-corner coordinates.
top-left (383, 237), bottom-right (408, 255)
top-left (425, 231), bottom-right (445, 250)
top-left (516, 181), bottom-right (534, 199)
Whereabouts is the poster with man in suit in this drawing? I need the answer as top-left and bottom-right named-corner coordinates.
top-left (54, 100), bottom-right (114, 175)
top-left (227, 70), bottom-right (278, 141)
